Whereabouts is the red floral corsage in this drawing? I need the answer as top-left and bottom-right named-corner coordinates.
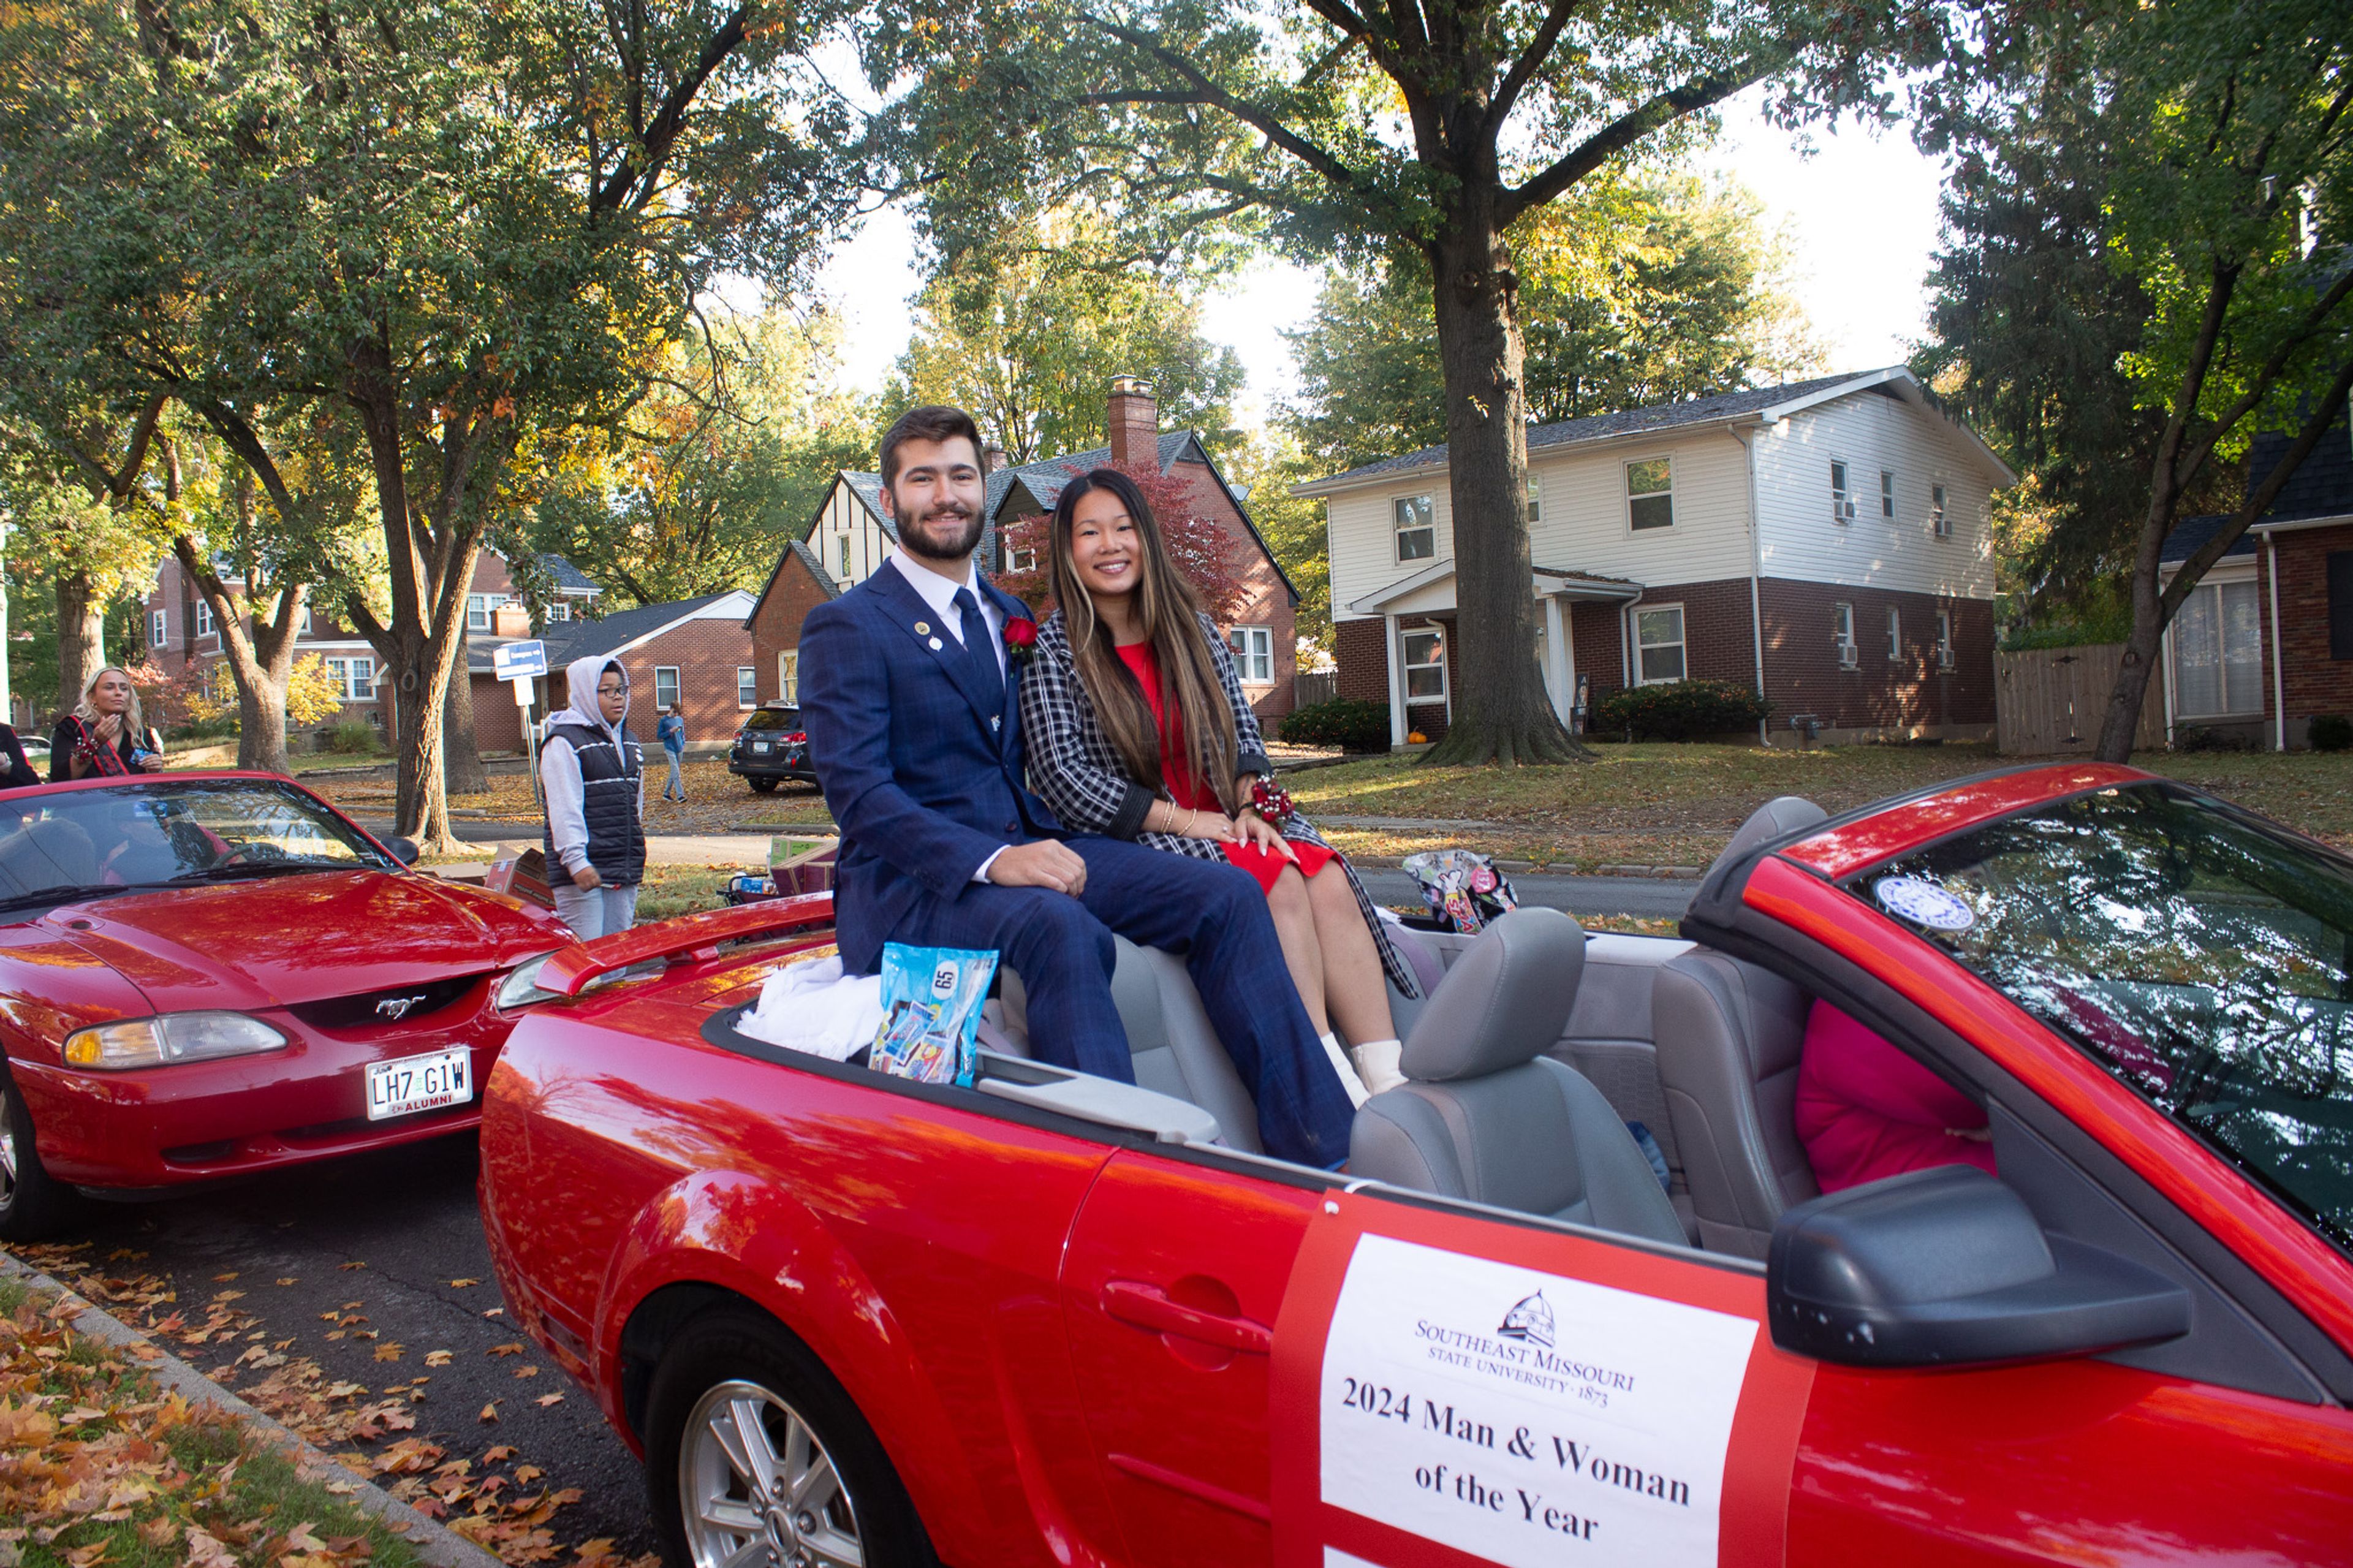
top-left (1002, 616), bottom-right (1039, 665)
top-left (1249, 773), bottom-right (1294, 824)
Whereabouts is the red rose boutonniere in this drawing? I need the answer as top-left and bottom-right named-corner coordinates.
top-left (1002, 616), bottom-right (1039, 667)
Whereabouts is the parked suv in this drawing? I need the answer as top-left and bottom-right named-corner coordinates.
top-left (727, 703), bottom-right (815, 792)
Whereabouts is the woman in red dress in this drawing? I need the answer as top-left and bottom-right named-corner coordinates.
top-left (1019, 469), bottom-right (1417, 1100)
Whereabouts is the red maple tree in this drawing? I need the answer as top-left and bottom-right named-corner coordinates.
top-left (993, 461), bottom-right (1249, 624)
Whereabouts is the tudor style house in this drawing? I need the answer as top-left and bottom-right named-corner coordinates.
top-left (746, 377), bottom-right (1303, 718)
top-left (1300, 367), bottom-right (2012, 747)
top-left (2155, 415), bottom-right (2353, 750)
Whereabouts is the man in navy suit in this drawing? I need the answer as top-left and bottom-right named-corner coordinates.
top-left (800, 406), bottom-right (1353, 1166)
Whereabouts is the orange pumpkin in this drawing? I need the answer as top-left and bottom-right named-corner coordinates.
top-left (1408, 730), bottom-right (1428, 744)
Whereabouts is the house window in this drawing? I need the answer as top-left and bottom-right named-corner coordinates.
top-left (1886, 605), bottom-right (1902, 662)
top-left (1634, 605), bottom-right (1687, 684)
top-left (1007, 545), bottom-right (1038, 574)
top-left (737, 667), bottom-right (758, 708)
top-left (1401, 627), bottom-right (1446, 702)
top-left (1526, 475), bottom-right (1542, 525)
top-left (1394, 495), bottom-right (1436, 561)
top-left (545, 600), bottom-right (570, 623)
top-left (150, 610), bottom-right (166, 648)
top-left (1931, 483), bottom-right (1950, 538)
top-left (836, 533), bottom-right (852, 579)
top-left (779, 650), bottom-right (799, 705)
top-left (1936, 609), bottom-right (1954, 669)
top-left (195, 600), bottom-right (214, 637)
top-left (1227, 626), bottom-right (1273, 684)
top-left (2329, 553), bottom-right (2353, 659)
top-left (324, 657), bottom-right (374, 701)
top-left (467, 593), bottom-right (491, 632)
top-left (1881, 469), bottom-right (1896, 519)
top-left (1833, 602), bottom-right (1857, 667)
top-left (1626, 458), bottom-right (1673, 531)
top-left (2171, 578), bottom-right (2262, 716)
top-left (654, 667), bottom-right (681, 711)
top-left (1830, 461), bottom-right (1854, 525)
top-left (298, 603), bottom-right (313, 635)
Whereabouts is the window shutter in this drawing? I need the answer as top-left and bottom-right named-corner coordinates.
top-left (2330, 552), bottom-right (2353, 660)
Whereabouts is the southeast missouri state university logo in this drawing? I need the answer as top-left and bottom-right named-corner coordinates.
top-left (1498, 1290), bottom-right (1556, 1349)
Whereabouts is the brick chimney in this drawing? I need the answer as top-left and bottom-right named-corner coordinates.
top-left (982, 442), bottom-right (1008, 475)
top-left (1107, 375), bottom-right (1158, 470)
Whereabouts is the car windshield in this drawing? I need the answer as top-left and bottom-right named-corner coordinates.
top-left (1844, 782), bottom-right (2353, 1255)
top-left (740, 709), bottom-right (801, 732)
top-left (0, 779), bottom-right (390, 907)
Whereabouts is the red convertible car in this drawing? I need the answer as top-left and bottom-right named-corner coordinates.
top-left (478, 763), bottom-right (2353, 1568)
top-left (0, 772), bottom-right (569, 1238)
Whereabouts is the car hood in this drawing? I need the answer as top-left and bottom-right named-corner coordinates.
top-left (48, 870), bottom-right (565, 1013)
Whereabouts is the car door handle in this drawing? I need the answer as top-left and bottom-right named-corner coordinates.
top-left (1100, 1281), bottom-right (1272, 1354)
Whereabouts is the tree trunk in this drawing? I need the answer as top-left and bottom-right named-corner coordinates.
top-left (442, 626), bottom-right (490, 793)
top-left (55, 570), bottom-right (107, 718)
top-left (1421, 221), bottom-right (1582, 766)
top-left (237, 673), bottom-right (293, 775)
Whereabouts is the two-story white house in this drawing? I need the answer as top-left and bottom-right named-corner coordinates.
top-left (1298, 367), bottom-right (2013, 746)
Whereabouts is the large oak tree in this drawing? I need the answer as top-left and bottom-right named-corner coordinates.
top-left (887, 0), bottom-right (1946, 763)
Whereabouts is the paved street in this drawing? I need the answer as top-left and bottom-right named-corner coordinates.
top-left (22, 1138), bottom-right (662, 1559)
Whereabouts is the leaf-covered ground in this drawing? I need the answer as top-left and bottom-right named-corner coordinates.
top-left (0, 1272), bottom-right (429, 1568)
top-left (4, 1252), bottom-right (655, 1568)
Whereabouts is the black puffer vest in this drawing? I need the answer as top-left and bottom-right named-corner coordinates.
top-left (544, 721), bottom-right (646, 885)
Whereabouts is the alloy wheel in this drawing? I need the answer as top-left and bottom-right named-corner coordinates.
top-left (680, 1378), bottom-right (863, 1568)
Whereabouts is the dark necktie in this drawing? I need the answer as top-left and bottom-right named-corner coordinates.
top-left (953, 588), bottom-right (1004, 714)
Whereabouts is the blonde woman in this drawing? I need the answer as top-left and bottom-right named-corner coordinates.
top-left (1018, 468), bottom-right (1416, 1099)
top-left (52, 667), bottom-right (164, 781)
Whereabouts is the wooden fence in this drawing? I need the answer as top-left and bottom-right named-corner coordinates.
top-left (1995, 643), bottom-right (2167, 754)
top-left (1294, 672), bottom-right (1338, 708)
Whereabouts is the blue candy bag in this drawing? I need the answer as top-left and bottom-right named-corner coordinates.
top-left (869, 943), bottom-right (999, 1087)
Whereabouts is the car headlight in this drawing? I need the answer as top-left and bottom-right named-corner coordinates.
top-left (63, 1012), bottom-right (289, 1070)
top-left (494, 951), bottom-right (565, 1010)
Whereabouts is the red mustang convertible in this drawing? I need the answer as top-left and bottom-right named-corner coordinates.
top-left (0, 773), bottom-right (569, 1237)
top-left (478, 763), bottom-right (2353, 1568)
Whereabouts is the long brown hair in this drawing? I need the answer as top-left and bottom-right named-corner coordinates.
top-left (1046, 469), bottom-right (1238, 811)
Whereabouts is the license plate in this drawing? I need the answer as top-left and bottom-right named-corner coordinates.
top-left (366, 1047), bottom-right (473, 1121)
top-left (752, 741), bottom-right (771, 753)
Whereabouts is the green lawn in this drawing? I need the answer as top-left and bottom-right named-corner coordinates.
top-left (1289, 743), bottom-right (2353, 868)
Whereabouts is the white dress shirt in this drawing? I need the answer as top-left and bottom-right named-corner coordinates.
top-left (886, 551), bottom-right (1007, 680)
top-left (884, 551), bottom-right (1014, 882)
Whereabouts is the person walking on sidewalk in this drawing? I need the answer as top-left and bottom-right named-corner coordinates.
top-left (540, 655), bottom-right (645, 941)
top-left (656, 704), bottom-right (688, 802)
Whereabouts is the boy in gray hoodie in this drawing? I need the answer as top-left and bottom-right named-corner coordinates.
top-left (539, 655), bottom-right (646, 939)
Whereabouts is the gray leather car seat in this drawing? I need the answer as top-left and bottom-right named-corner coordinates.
top-left (1653, 795), bottom-right (1830, 1257)
top-left (1349, 909), bottom-right (1686, 1244)
top-left (999, 937), bottom-right (1264, 1151)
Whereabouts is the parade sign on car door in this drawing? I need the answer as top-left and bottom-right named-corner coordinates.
top-left (1272, 1194), bottom-right (1814, 1568)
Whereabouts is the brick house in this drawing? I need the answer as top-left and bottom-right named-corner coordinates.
top-left (2156, 415), bottom-right (2353, 749)
top-left (743, 377), bottom-right (1304, 719)
top-left (518, 589), bottom-right (759, 752)
top-left (1299, 367), bottom-right (2012, 747)
top-left (139, 548), bottom-right (605, 752)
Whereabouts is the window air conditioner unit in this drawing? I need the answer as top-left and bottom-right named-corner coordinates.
top-left (1834, 498), bottom-right (1856, 524)
top-left (1838, 642), bottom-right (1860, 670)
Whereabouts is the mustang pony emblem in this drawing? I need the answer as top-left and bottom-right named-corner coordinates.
top-left (374, 993), bottom-right (429, 1021)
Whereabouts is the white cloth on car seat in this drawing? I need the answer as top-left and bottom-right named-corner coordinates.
top-left (738, 954), bottom-right (886, 1061)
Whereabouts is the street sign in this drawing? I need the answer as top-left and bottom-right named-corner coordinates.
top-left (512, 676), bottom-right (535, 709)
top-left (492, 639), bottom-right (548, 680)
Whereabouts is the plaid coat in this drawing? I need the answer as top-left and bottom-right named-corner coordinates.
top-left (1020, 608), bottom-right (1420, 998)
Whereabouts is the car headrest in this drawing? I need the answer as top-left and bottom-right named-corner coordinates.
top-left (1398, 907), bottom-right (1585, 1082)
top-left (1707, 795), bottom-right (1828, 881)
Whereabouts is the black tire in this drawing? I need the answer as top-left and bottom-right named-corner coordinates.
top-left (0, 1062), bottom-right (81, 1242)
top-left (645, 1306), bottom-right (936, 1568)
top-left (749, 776), bottom-right (779, 794)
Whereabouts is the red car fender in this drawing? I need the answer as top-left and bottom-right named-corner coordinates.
top-left (591, 1167), bottom-right (996, 1553)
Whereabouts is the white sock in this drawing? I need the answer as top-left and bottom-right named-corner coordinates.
top-left (1319, 1031), bottom-right (1370, 1109)
top-left (1349, 1038), bottom-right (1406, 1095)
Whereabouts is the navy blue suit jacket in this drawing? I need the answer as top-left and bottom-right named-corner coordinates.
top-left (800, 564), bottom-right (1058, 975)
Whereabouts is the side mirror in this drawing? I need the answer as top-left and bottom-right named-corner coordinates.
top-left (1767, 1165), bottom-right (2189, 1369)
top-left (385, 836), bottom-right (422, 866)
